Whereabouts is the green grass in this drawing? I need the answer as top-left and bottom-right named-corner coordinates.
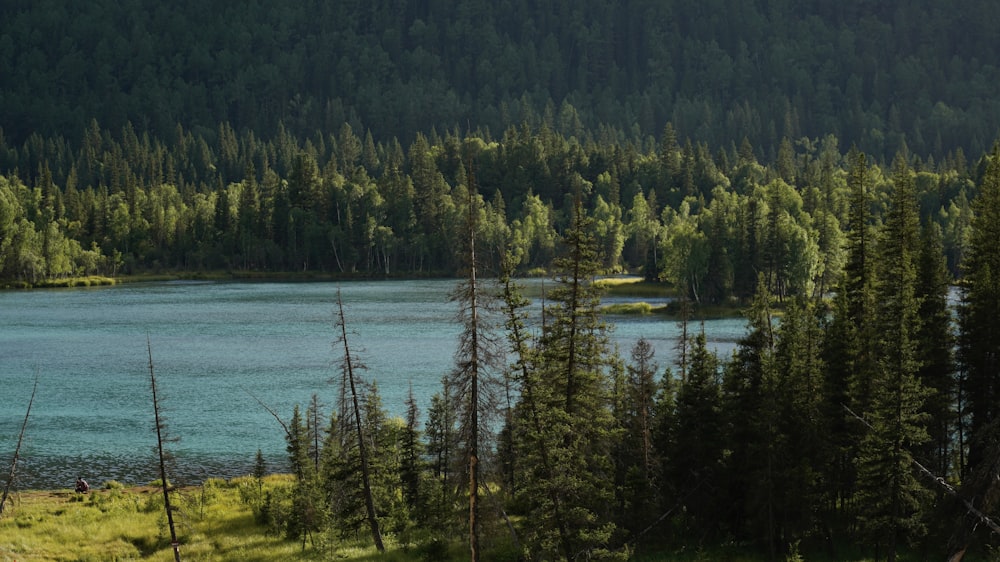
top-left (1, 275), bottom-right (117, 289)
top-left (1, 478), bottom-right (970, 561)
top-left (603, 301), bottom-right (656, 315)
top-left (0, 476), bottom-right (511, 562)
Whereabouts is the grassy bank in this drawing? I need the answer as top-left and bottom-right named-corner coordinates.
top-left (0, 476), bottom-right (944, 562)
top-left (1, 276), bottom-right (117, 289)
top-left (0, 476), bottom-right (417, 562)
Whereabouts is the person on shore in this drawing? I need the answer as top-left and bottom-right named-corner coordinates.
top-left (75, 477), bottom-right (89, 493)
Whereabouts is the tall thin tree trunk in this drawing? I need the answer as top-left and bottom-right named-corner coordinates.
top-left (467, 179), bottom-right (481, 562)
top-left (0, 376), bottom-right (37, 517)
top-left (335, 291), bottom-right (385, 553)
top-left (147, 337), bottom-right (181, 562)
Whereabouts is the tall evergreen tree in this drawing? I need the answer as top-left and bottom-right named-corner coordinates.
top-left (722, 276), bottom-right (779, 552)
top-left (399, 385), bottom-right (423, 516)
top-left (448, 167), bottom-right (501, 562)
top-left (425, 376), bottom-right (459, 528)
top-left (819, 148), bottom-right (878, 538)
top-left (950, 144), bottom-right (1000, 557)
top-left (612, 338), bottom-right (660, 540)
top-left (958, 143), bottom-right (1000, 472)
top-left (514, 195), bottom-right (621, 560)
top-left (772, 296), bottom-right (826, 547)
top-left (914, 221), bottom-right (955, 480)
top-left (665, 330), bottom-right (724, 540)
top-left (853, 154), bottom-right (930, 562)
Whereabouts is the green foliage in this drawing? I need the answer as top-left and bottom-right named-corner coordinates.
top-left (603, 301), bottom-right (654, 315)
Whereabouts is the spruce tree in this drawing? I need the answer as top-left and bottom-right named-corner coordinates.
top-left (612, 338), bottom-right (660, 539)
top-left (722, 276), bottom-right (779, 551)
top-left (914, 221), bottom-right (955, 480)
top-left (285, 404), bottom-right (322, 545)
top-left (448, 170), bottom-right (501, 562)
top-left (819, 148), bottom-right (878, 537)
top-left (958, 143), bottom-right (1000, 472)
top-left (853, 154), bottom-right (930, 562)
top-left (425, 377), bottom-right (459, 528)
top-left (514, 196), bottom-right (621, 560)
top-left (772, 296), bottom-right (826, 547)
top-left (399, 386), bottom-right (423, 516)
top-left (666, 330), bottom-right (724, 539)
top-left (950, 144), bottom-right (1000, 557)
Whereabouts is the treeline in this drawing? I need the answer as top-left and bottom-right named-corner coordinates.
top-left (0, 120), bottom-right (979, 300)
top-left (262, 146), bottom-right (1000, 561)
top-left (2, 1), bottom-right (1000, 160)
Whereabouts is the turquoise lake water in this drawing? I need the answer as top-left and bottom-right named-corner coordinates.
top-left (0, 279), bottom-right (745, 489)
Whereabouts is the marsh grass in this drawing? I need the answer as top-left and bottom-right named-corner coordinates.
top-left (596, 277), bottom-right (674, 297)
top-left (34, 276), bottom-right (117, 288)
top-left (603, 301), bottom-right (655, 315)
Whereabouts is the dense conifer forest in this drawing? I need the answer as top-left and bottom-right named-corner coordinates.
top-left (4, 1), bottom-right (1000, 560)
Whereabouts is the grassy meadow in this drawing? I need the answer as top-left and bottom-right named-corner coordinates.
top-left (0, 475), bottom-right (963, 562)
top-left (0, 476), bottom-right (435, 562)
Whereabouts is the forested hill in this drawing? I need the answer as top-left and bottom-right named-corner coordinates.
top-left (2, 0), bottom-right (999, 159)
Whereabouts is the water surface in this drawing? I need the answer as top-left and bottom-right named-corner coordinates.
top-left (0, 279), bottom-right (744, 489)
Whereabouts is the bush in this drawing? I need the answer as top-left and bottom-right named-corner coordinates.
top-left (415, 536), bottom-right (450, 561)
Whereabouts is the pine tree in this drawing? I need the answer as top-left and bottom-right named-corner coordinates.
top-left (958, 143), bottom-right (1000, 472)
top-left (514, 196), bottom-right (621, 560)
top-left (819, 148), bottom-right (878, 537)
top-left (949, 144), bottom-right (1000, 557)
top-left (853, 154), bottom-right (930, 562)
top-left (612, 338), bottom-right (661, 539)
top-left (843, 148), bottom-right (880, 415)
top-left (666, 331), bottom-right (724, 539)
top-left (772, 296), bottom-right (826, 547)
top-left (285, 404), bottom-right (322, 545)
top-left (425, 377), bottom-right (458, 528)
top-left (399, 385), bottom-right (423, 515)
top-left (448, 168), bottom-right (501, 562)
top-left (722, 276), bottom-right (780, 551)
top-left (914, 222), bottom-right (955, 480)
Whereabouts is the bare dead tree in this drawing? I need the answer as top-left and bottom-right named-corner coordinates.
top-left (244, 388), bottom-right (291, 439)
top-left (450, 161), bottom-right (506, 561)
top-left (0, 375), bottom-right (37, 517)
top-left (147, 336), bottom-right (181, 562)
top-left (334, 289), bottom-right (385, 553)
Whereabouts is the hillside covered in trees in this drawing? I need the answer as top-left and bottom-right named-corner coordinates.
top-left (2, 0), bottom-right (1000, 160)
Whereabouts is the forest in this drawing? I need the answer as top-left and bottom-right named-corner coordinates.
top-left (4, 0), bottom-right (1000, 560)
top-left (224, 142), bottom-right (998, 562)
top-left (3, 125), bottom-right (1000, 561)
top-left (2, 0), bottom-right (1000, 160)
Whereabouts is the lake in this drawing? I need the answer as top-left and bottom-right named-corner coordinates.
top-left (0, 279), bottom-right (746, 490)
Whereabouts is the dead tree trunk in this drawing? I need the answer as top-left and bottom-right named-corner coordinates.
top-left (335, 291), bottom-right (385, 553)
top-left (147, 337), bottom-right (181, 562)
top-left (0, 376), bottom-right (37, 517)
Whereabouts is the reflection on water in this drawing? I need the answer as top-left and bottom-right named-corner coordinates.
top-left (0, 279), bottom-right (747, 489)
